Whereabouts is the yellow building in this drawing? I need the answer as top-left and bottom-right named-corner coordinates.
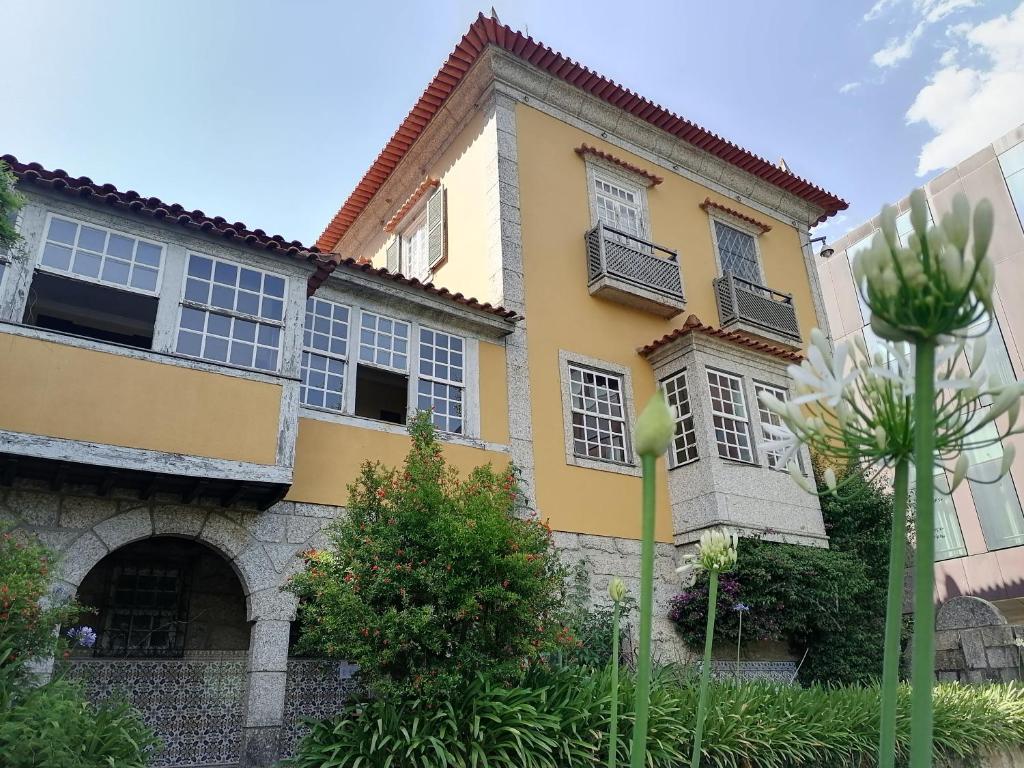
top-left (314, 13), bottom-right (846, 664)
top-left (0, 14), bottom-right (845, 768)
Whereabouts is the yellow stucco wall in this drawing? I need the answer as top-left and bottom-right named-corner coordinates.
top-left (479, 339), bottom-right (510, 445)
top-left (514, 104), bottom-right (819, 542)
top-left (360, 109), bottom-right (500, 306)
top-left (0, 334), bottom-right (281, 465)
top-left (288, 417), bottom-right (509, 506)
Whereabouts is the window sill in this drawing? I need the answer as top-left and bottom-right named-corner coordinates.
top-left (298, 406), bottom-right (510, 454)
top-left (717, 456), bottom-right (762, 469)
top-left (567, 452), bottom-right (641, 477)
top-left (668, 457), bottom-right (701, 470)
top-left (0, 320), bottom-right (298, 384)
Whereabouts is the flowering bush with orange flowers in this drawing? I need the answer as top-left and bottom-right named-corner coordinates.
top-left (0, 531), bottom-right (80, 674)
top-left (287, 412), bottom-right (570, 699)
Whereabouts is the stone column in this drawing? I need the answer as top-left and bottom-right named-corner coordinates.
top-left (240, 618), bottom-right (291, 767)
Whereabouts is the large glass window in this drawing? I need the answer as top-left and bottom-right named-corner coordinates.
top-left (417, 328), bottom-right (464, 434)
top-left (301, 297), bottom-right (350, 411)
top-left (663, 370), bottom-right (698, 467)
top-left (999, 142), bottom-right (1024, 231)
top-left (714, 221), bottom-right (762, 285)
top-left (845, 234), bottom-right (874, 326)
top-left (967, 421), bottom-right (1024, 550)
top-left (39, 215), bottom-right (163, 293)
top-left (594, 175), bottom-right (643, 238)
top-left (354, 311), bottom-right (410, 424)
top-left (707, 369), bottom-right (754, 462)
top-left (964, 313), bottom-right (1016, 399)
top-left (569, 364), bottom-right (629, 463)
top-left (912, 466), bottom-right (969, 561)
top-left (176, 254), bottom-right (286, 372)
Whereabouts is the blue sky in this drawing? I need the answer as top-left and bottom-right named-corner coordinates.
top-left (2, 0), bottom-right (1022, 248)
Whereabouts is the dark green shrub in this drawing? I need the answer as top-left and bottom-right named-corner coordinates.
top-left (289, 663), bottom-right (1024, 768)
top-left (669, 464), bottom-right (896, 685)
top-left (0, 160), bottom-right (24, 251)
top-left (287, 414), bottom-right (570, 699)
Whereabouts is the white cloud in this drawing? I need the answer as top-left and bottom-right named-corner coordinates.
top-left (839, 81), bottom-right (862, 94)
top-left (870, 0), bottom-right (978, 67)
top-left (907, 2), bottom-right (1024, 174)
top-left (864, 0), bottom-right (901, 22)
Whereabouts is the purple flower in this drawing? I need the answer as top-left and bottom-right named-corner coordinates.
top-left (67, 626), bottom-right (97, 648)
top-left (732, 603), bottom-right (750, 613)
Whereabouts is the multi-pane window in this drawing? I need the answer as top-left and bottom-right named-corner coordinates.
top-left (998, 141), bottom-right (1024, 230)
top-left (663, 370), bottom-right (698, 467)
top-left (714, 221), bottom-right (763, 285)
top-left (569, 364), bottom-right (629, 463)
top-left (359, 311), bottom-right (409, 371)
top-left (754, 382), bottom-right (790, 470)
top-left (594, 175), bottom-right (643, 238)
top-left (100, 564), bottom-right (184, 657)
top-left (417, 328), bottom-right (464, 433)
top-left (301, 297), bottom-right (350, 411)
top-left (930, 469), bottom-right (968, 561)
top-left (402, 210), bottom-right (430, 282)
top-left (707, 369), bottom-right (754, 462)
top-left (40, 215), bottom-right (163, 293)
top-left (176, 254), bottom-right (286, 372)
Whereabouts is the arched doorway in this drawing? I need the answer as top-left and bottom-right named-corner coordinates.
top-left (65, 537), bottom-right (251, 767)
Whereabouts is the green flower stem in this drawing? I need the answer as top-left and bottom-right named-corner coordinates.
top-left (690, 570), bottom-right (719, 768)
top-left (879, 458), bottom-right (910, 768)
top-left (629, 454), bottom-right (658, 768)
top-left (608, 600), bottom-right (621, 768)
top-left (910, 339), bottom-right (937, 768)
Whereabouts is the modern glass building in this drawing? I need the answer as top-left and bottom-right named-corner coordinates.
top-left (820, 124), bottom-right (1024, 623)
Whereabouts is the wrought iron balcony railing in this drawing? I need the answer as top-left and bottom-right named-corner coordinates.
top-left (584, 222), bottom-right (685, 317)
top-left (713, 272), bottom-right (801, 344)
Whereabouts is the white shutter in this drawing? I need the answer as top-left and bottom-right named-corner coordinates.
top-left (427, 186), bottom-right (446, 269)
top-left (385, 235), bottom-right (401, 273)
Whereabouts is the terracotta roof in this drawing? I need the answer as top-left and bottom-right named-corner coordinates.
top-left (4, 153), bottom-right (519, 321)
top-left (3, 154), bottom-right (321, 262)
top-left (315, 13), bottom-right (847, 251)
top-left (308, 257), bottom-right (520, 321)
top-left (700, 198), bottom-right (772, 234)
top-left (639, 315), bottom-right (803, 362)
top-left (383, 177), bottom-right (439, 233)
top-left (575, 144), bottom-right (663, 186)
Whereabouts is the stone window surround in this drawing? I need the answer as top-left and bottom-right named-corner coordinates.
top-left (648, 334), bottom-right (809, 476)
top-left (661, 367), bottom-right (699, 469)
top-left (705, 208), bottom-right (767, 285)
top-left (301, 281), bottom-right (484, 442)
top-left (557, 349), bottom-right (640, 477)
top-left (582, 153), bottom-right (652, 241)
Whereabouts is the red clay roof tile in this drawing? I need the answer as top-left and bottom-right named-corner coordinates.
top-left (314, 13), bottom-right (847, 253)
top-left (639, 315), bottom-right (803, 362)
top-left (699, 198), bottom-right (773, 234)
top-left (575, 144), bottom-right (663, 186)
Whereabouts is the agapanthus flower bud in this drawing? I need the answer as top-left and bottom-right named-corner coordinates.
top-left (875, 425), bottom-right (888, 451)
top-left (973, 199), bottom-right (994, 263)
top-left (634, 389), bottom-right (674, 458)
top-left (910, 188), bottom-right (929, 238)
top-left (942, 193), bottom-right (970, 252)
top-left (789, 461), bottom-right (815, 494)
top-left (999, 445), bottom-right (1016, 479)
top-left (697, 527), bottom-right (738, 572)
top-left (823, 467), bottom-right (838, 492)
top-left (880, 206), bottom-right (899, 251)
top-left (951, 454), bottom-right (969, 491)
top-left (608, 576), bottom-right (628, 604)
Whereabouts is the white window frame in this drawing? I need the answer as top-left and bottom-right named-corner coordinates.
top-left (754, 381), bottom-right (795, 471)
top-left (663, 369), bottom-right (699, 468)
top-left (417, 326), bottom-right (466, 435)
top-left (707, 214), bottom-right (765, 286)
top-left (706, 367), bottom-right (756, 463)
top-left (35, 212), bottom-right (166, 296)
top-left (558, 350), bottom-right (639, 476)
top-left (357, 309), bottom-right (411, 374)
top-left (400, 208), bottom-right (431, 283)
top-left (583, 157), bottom-right (651, 241)
top-left (174, 251), bottom-right (288, 373)
top-left (300, 296), bottom-right (351, 413)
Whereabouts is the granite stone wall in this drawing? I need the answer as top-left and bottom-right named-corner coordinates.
top-left (933, 596), bottom-right (1024, 684)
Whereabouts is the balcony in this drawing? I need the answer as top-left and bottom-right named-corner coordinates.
top-left (585, 222), bottom-right (685, 318)
top-left (0, 324), bottom-right (293, 507)
top-left (713, 272), bottom-right (801, 345)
